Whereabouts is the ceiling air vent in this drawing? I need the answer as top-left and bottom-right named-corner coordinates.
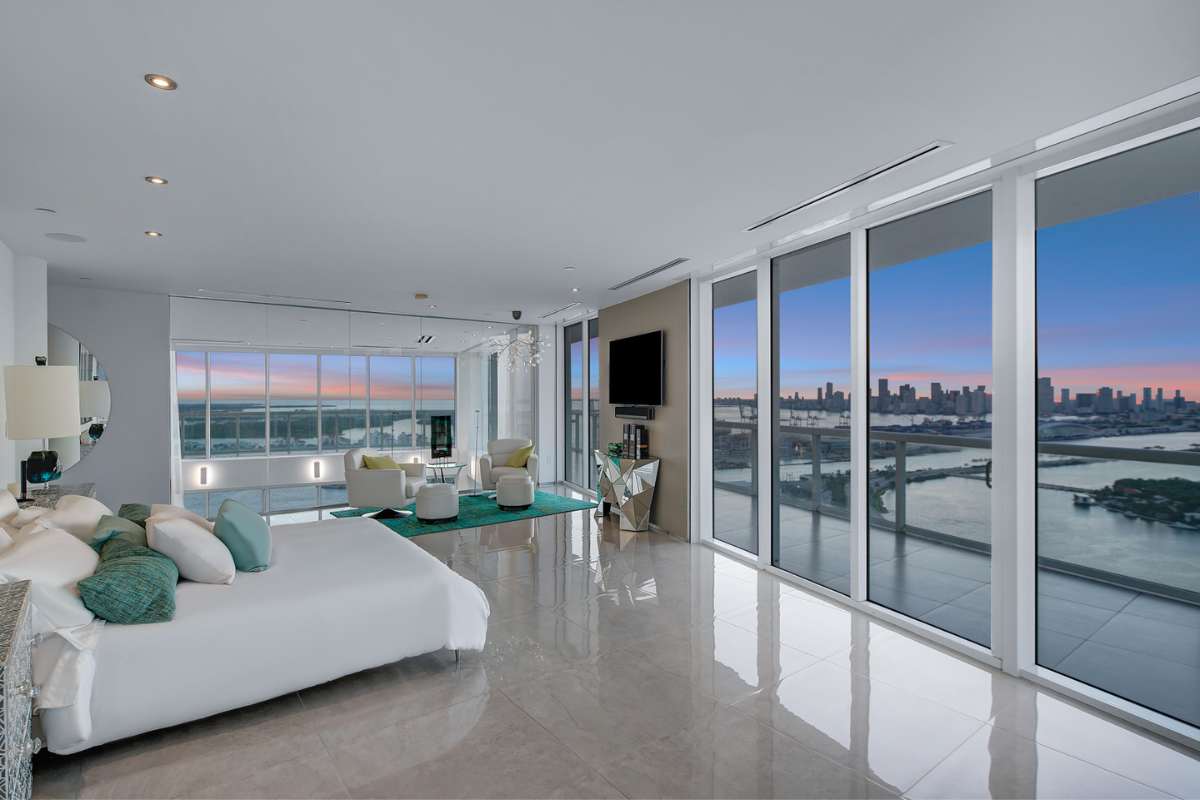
top-left (540, 302), bottom-right (581, 319)
top-left (744, 140), bottom-right (952, 232)
top-left (607, 257), bottom-right (690, 291)
top-left (416, 334), bottom-right (435, 345)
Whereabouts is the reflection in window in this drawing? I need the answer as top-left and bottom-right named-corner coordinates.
top-left (416, 356), bottom-right (455, 450)
top-left (713, 272), bottom-right (758, 554)
top-left (867, 191), bottom-right (992, 645)
top-left (772, 235), bottom-right (851, 593)
top-left (269, 354), bottom-right (317, 454)
top-left (320, 355), bottom-right (367, 451)
top-left (369, 356), bottom-right (413, 452)
top-left (1035, 128), bottom-right (1200, 727)
top-left (177, 352), bottom-right (207, 458)
top-left (209, 488), bottom-right (265, 515)
top-left (208, 352), bottom-right (267, 457)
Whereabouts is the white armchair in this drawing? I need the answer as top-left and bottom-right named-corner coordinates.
top-left (478, 438), bottom-right (539, 491)
top-left (343, 449), bottom-right (427, 518)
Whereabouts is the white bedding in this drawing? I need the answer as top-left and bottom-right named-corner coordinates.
top-left (39, 517), bottom-right (490, 754)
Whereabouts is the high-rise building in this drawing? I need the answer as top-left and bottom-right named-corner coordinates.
top-left (1037, 377), bottom-right (1054, 416)
top-left (1060, 387), bottom-right (1070, 412)
top-left (1143, 387), bottom-right (1153, 409)
top-left (1156, 387), bottom-right (1164, 410)
top-left (1097, 386), bottom-right (1114, 413)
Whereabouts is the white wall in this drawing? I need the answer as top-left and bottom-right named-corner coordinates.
top-left (49, 284), bottom-right (172, 508)
top-left (537, 323), bottom-right (557, 484)
top-left (0, 239), bottom-right (14, 490)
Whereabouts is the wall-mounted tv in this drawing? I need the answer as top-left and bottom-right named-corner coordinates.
top-left (608, 330), bottom-right (664, 406)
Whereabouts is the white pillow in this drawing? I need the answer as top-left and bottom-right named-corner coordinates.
top-left (0, 526), bottom-right (98, 635)
top-left (26, 495), bottom-right (114, 542)
top-left (146, 515), bottom-right (234, 585)
top-left (150, 503), bottom-right (215, 532)
top-left (9, 506), bottom-right (49, 527)
top-left (0, 490), bottom-right (17, 523)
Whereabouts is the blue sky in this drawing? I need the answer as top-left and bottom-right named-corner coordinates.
top-left (714, 190), bottom-right (1198, 400)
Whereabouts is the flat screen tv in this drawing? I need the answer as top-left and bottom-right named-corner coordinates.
top-left (608, 330), bottom-right (664, 406)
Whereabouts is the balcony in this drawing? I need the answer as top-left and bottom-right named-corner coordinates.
top-left (714, 420), bottom-right (1200, 728)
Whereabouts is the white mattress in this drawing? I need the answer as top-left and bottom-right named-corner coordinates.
top-left (40, 517), bottom-right (490, 754)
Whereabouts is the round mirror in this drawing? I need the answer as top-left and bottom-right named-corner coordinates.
top-left (47, 324), bottom-right (109, 473)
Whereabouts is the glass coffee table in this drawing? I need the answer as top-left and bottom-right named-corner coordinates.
top-left (426, 462), bottom-right (465, 484)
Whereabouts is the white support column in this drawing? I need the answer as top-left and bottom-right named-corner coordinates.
top-left (848, 228), bottom-right (868, 601)
top-left (756, 262), bottom-right (772, 565)
top-left (992, 172), bottom-right (1038, 675)
top-left (689, 278), bottom-right (702, 544)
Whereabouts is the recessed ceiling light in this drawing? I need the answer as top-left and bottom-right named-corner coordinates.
top-left (144, 176), bottom-right (168, 186)
top-left (571, 287), bottom-right (580, 293)
top-left (78, 276), bottom-right (92, 281)
top-left (45, 232), bottom-right (86, 243)
top-left (563, 266), bottom-right (576, 271)
top-left (144, 230), bottom-right (164, 238)
top-left (428, 304), bottom-right (438, 310)
top-left (144, 73), bottom-right (177, 91)
top-left (34, 207), bottom-right (56, 214)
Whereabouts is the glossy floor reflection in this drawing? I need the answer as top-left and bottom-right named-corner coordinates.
top-left (721, 487), bottom-right (1200, 726)
top-left (34, 485), bottom-right (1199, 799)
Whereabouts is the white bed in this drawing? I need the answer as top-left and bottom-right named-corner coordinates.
top-left (39, 516), bottom-right (490, 754)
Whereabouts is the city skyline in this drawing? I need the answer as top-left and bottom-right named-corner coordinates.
top-left (715, 191), bottom-right (1198, 402)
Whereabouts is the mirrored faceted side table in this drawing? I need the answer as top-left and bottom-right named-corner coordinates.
top-left (0, 582), bottom-right (35, 800)
top-left (593, 451), bottom-right (660, 532)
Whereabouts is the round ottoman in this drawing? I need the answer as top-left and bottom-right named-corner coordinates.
top-left (496, 474), bottom-right (535, 511)
top-left (416, 483), bottom-right (458, 523)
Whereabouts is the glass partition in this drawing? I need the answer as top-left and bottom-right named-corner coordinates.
top-left (772, 235), bottom-right (852, 592)
top-left (713, 271), bottom-right (759, 553)
top-left (1035, 127), bottom-right (1200, 727)
top-left (867, 191), bottom-right (993, 645)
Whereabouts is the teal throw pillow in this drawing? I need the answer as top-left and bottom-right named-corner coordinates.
top-left (78, 539), bottom-right (179, 624)
top-left (213, 499), bottom-right (272, 572)
top-left (91, 515), bottom-right (149, 551)
top-left (117, 503), bottom-right (153, 529)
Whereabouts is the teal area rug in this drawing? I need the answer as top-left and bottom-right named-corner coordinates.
top-left (331, 490), bottom-right (597, 537)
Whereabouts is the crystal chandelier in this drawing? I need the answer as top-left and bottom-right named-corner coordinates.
top-left (489, 329), bottom-right (551, 371)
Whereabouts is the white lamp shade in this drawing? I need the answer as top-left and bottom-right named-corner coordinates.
top-left (79, 379), bottom-right (111, 419)
top-left (3, 366), bottom-right (82, 440)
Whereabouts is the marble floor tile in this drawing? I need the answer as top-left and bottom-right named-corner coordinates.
top-left (732, 660), bottom-right (985, 793)
top-left (501, 650), bottom-right (720, 766)
top-left (598, 704), bottom-right (898, 799)
top-left (907, 724), bottom-right (1171, 799)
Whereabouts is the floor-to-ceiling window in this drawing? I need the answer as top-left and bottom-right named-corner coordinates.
top-left (319, 354), bottom-right (367, 451)
top-left (772, 235), bottom-right (852, 592)
top-left (416, 356), bottom-right (455, 450)
top-left (268, 354), bottom-right (318, 454)
top-left (713, 272), bottom-right (759, 554)
top-left (208, 352), bottom-right (267, 457)
top-left (563, 322), bottom-right (585, 485)
top-left (176, 351), bottom-right (207, 458)
top-left (368, 355), bottom-right (413, 452)
top-left (867, 191), bottom-right (993, 645)
top-left (1035, 127), bottom-right (1200, 727)
top-left (587, 318), bottom-right (600, 489)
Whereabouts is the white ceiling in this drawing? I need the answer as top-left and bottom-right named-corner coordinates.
top-left (1, 1), bottom-right (1198, 322)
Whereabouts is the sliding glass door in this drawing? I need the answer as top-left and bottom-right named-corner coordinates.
top-left (866, 191), bottom-right (993, 646)
top-left (713, 272), bottom-right (759, 554)
top-left (772, 235), bottom-right (852, 591)
top-left (1035, 127), bottom-right (1200, 727)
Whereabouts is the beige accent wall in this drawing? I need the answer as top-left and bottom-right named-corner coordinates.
top-left (598, 280), bottom-right (690, 539)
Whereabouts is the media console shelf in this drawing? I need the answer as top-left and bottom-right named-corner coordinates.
top-left (593, 450), bottom-right (660, 532)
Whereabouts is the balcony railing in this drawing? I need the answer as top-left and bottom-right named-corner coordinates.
top-left (714, 419), bottom-right (1200, 604)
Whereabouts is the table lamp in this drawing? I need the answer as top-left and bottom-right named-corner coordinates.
top-left (3, 364), bottom-right (81, 501)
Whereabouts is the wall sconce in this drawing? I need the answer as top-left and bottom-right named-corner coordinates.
top-left (313, 460), bottom-right (321, 480)
top-left (200, 466), bottom-right (208, 486)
